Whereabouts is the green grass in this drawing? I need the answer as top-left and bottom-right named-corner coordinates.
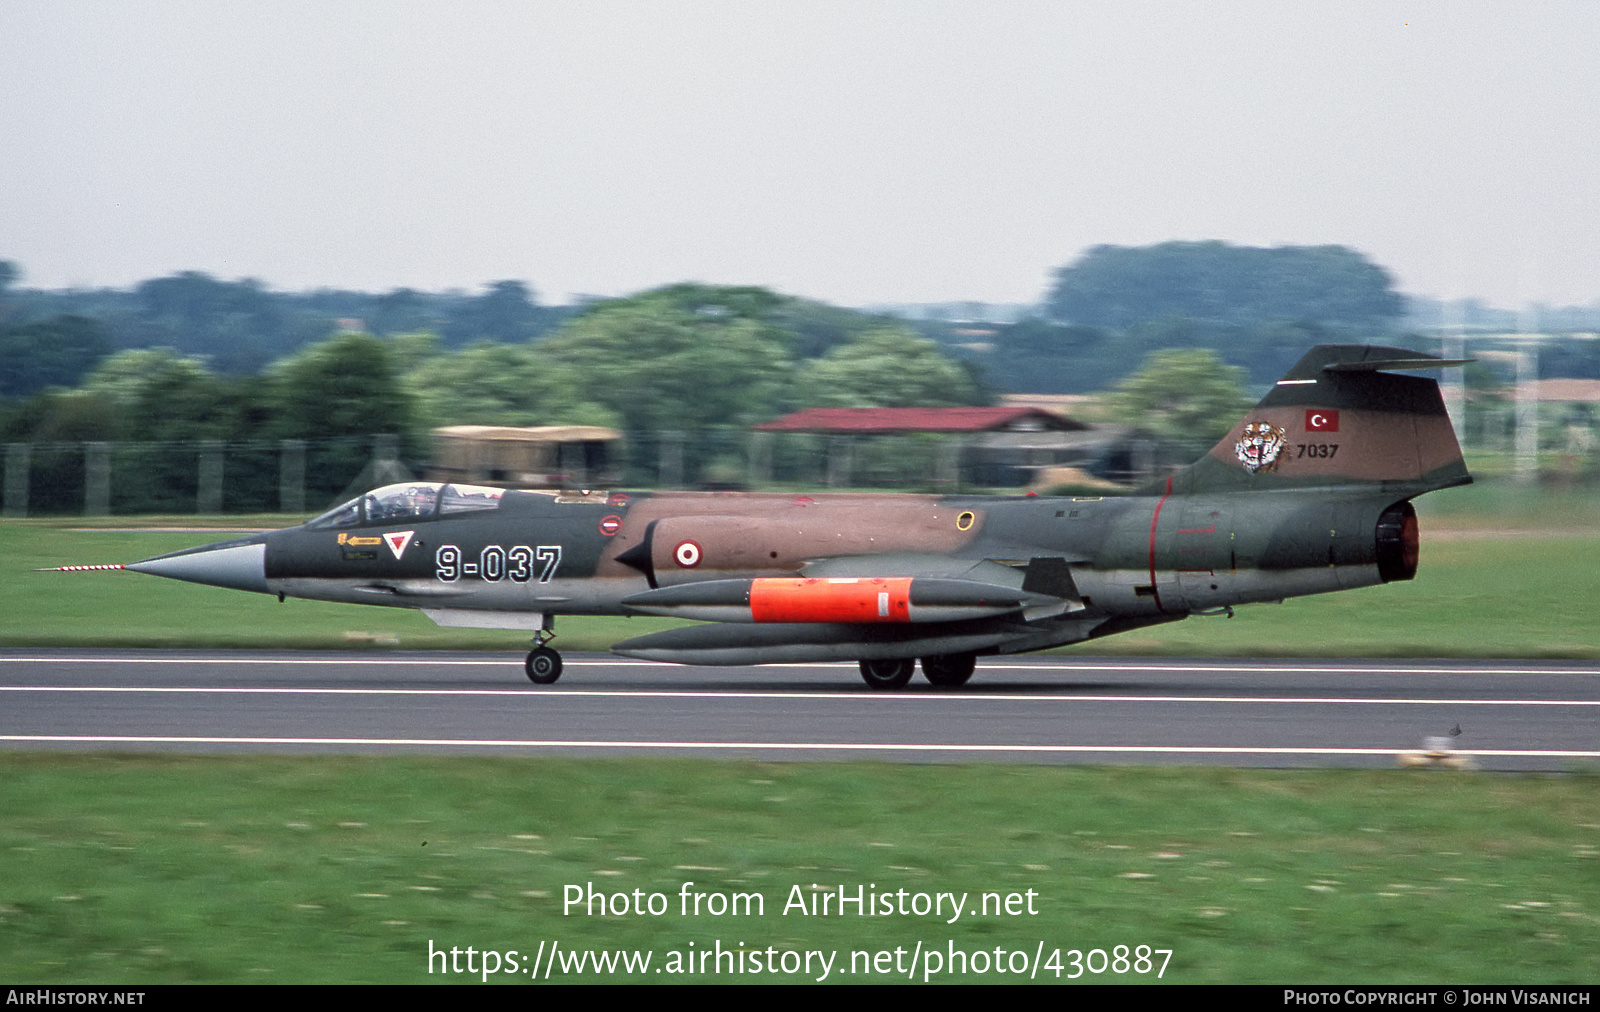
top-left (1414, 479), bottom-right (1600, 531)
top-left (1, 756), bottom-right (1596, 984)
top-left (5, 490), bottom-right (1599, 656)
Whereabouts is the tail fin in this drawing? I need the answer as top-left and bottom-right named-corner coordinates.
top-left (1169, 344), bottom-right (1471, 496)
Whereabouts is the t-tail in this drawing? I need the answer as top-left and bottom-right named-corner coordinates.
top-left (1167, 344), bottom-right (1472, 498)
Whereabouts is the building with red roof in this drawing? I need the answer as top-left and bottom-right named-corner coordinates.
top-left (754, 406), bottom-right (1143, 488)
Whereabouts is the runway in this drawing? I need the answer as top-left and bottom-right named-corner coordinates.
top-left (2, 649), bottom-right (1597, 770)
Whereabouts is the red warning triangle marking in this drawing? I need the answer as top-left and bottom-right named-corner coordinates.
top-left (384, 530), bottom-right (415, 559)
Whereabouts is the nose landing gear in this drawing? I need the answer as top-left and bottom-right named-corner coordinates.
top-left (524, 623), bottom-right (562, 684)
top-left (525, 646), bottom-right (562, 683)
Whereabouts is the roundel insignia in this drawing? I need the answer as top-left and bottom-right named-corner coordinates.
top-left (607, 492), bottom-right (631, 507)
top-left (956, 511), bottom-right (976, 531)
top-left (674, 540), bottom-right (702, 567)
top-left (598, 515), bottom-right (623, 536)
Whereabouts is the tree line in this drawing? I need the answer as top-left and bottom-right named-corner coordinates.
top-left (1, 282), bottom-right (990, 510)
top-left (0, 242), bottom-right (1436, 512)
top-left (3, 241), bottom-right (1419, 405)
top-left (3, 282), bottom-right (985, 439)
top-left (11, 242), bottom-right (1600, 411)
top-left (28, 239), bottom-right (1600, 410)
top-left (15, 240), bottom-right (1585, 509)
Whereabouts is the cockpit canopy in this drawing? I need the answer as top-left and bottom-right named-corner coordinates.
top-left (305, 482), bottom-right (505, 529)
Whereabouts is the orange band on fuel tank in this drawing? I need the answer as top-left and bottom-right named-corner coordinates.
top-left (748, 577), bottom-right (912, 623)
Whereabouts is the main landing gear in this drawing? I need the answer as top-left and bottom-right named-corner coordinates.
top-left (524, 625), bottom-right (563, 684)
top-left (920, 652), bottom-right (976, 688)
top-left (858, 658), bottom-right (914, 690)
top-left (858, 653), bottom-right (977, 690)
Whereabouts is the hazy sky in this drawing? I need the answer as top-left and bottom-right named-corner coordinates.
top-left (3, 1), bottom-right (1597, 308)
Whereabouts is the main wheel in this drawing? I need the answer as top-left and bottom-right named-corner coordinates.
top-left (525, 646), bottom-right (563, 684)
top-left (858, 657), bottom-right (914, 690)
top-left (921, 653), bottom-right (976, 688)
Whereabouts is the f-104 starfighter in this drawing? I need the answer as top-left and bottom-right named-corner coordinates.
top-left (82, 345), bottom-right (1470, 689)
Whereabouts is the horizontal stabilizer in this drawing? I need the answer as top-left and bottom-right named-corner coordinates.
top-left (1322, 357), bottom-right (1472, 372)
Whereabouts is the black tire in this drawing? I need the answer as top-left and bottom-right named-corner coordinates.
top-left (525, 646), bottom-right (563, 684)
top-left (858, 657), bottom-right (914, 690)
top-left (921, 653), bottom-right (976, 688)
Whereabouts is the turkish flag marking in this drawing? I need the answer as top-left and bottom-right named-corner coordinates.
top-left (1305, 409), bottom-right (1339, 432)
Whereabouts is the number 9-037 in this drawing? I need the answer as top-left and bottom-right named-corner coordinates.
top-left (435, 544), bottom-right (561, 583)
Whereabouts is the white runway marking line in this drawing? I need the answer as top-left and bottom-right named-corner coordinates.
top-left (1, 685), bottom-right (1597, 707)
top-left (2, 656), bottom-right (1597, 677)
top-left (2, 734), bottom-right (1599, 759)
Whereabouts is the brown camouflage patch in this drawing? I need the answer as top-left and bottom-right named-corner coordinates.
top-left (595, 493), bottom-right (984, 580)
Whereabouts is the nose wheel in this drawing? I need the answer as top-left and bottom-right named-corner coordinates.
top-left (524, 625), bottom-right (562, 684)
top-left (525, 646), bottom-right (563, 684)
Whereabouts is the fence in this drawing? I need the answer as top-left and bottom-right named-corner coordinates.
top-left (1, 435), bottom-right (409, 517)
top-left (1, 429), bottom-right (1018, 517)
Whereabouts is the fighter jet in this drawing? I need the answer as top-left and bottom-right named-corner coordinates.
top-left (81, 345), bottom-right (1470, 689)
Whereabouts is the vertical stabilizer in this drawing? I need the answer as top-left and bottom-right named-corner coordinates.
top-left (1169, 345), bottom-right (1472, 496)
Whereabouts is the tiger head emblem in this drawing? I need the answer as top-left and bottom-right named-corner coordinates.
top-left (1235, 421), bottom-right (1286, 474)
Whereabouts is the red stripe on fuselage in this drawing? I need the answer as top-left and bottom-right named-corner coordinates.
top-left (1148, 476), bottom-right (1172, 613)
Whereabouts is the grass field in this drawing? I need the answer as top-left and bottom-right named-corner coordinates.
top-left (2, 756), bottom-right (1597, 984)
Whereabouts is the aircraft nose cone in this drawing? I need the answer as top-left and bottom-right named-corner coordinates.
top-left (126, 538), bottom-right (269, 594)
